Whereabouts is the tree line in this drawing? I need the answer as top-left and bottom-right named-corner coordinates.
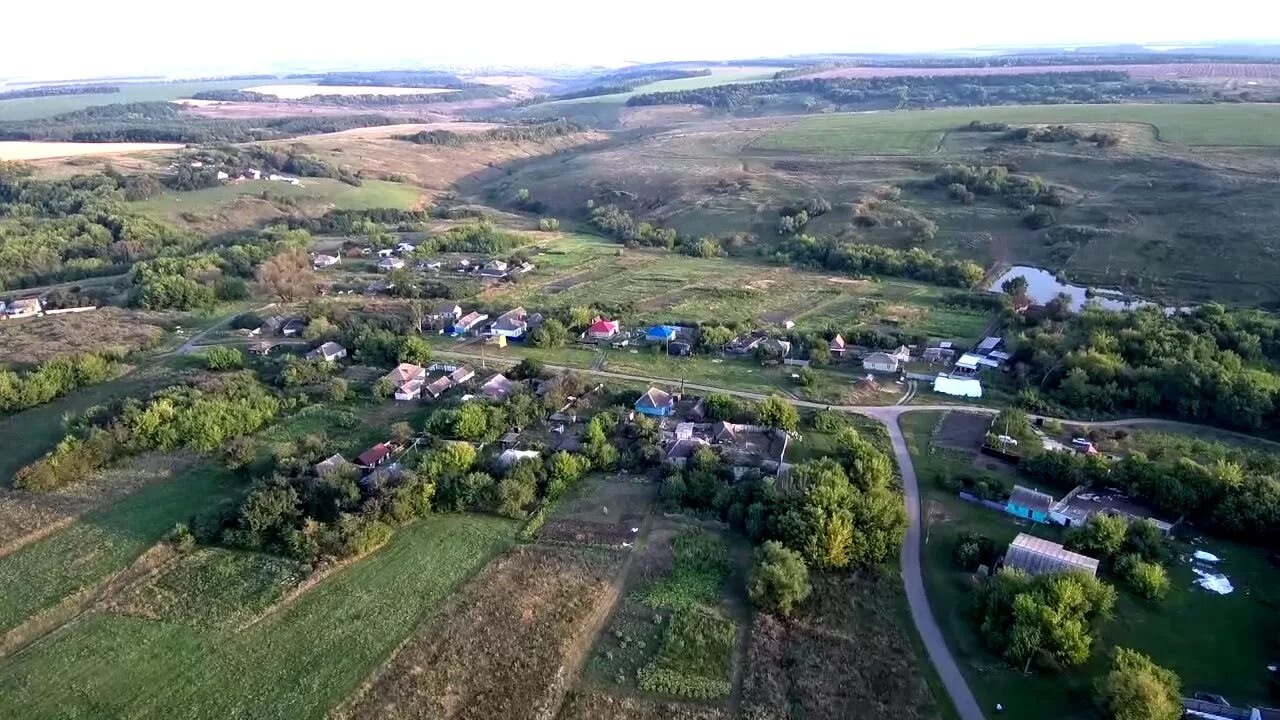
top-left (0, 84), bottom-right (120, 100)
top-left (553, 69), bottom-right (710, 100)
top-left (0, 102), bottom-right (410, 143)
top-left (771, 233), bottom-right (986, 287)
top-left (0, 350), bottom-right (126, 416)
top-left (626, 72), bottom-right (1191, 109)
top-left (395, 118), bottom-right (586, 147)
top-left (14, 372), bottom-right (280, 491)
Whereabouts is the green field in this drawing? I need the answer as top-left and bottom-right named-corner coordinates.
top-left (0, 463), bottom-right (239, 635)
top-left (493, 235), bottom-right (991, 341)
top-left (752, 103), bottom-right (1280, 155)
top-left (132, 178), bottom-right (423, 220)
top-left (541, 69), bottom-right (777, 108)
top-left (0, 79), bottom-right (309, 121)
top-left (900, 412), bottom-right (1280, 719)
top-left (0, 514), bottom-right (515, 719)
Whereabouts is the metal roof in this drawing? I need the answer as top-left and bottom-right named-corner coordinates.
top-left (1005, 533), bottom-right (1099, 577)
top-left (1009, 485), bottom-right (1055, 513)
top-left (932, 374), bottom-right (982, 398)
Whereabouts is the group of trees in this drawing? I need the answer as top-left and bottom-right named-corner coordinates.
top-left (14, 372), bottom-right (280, 491)
top-left (0, 102), bottom-right (405, 143)
top-left (771, 234), bottom-right (986, 288)
top-left (625, 72), bottom-right (1190, 110)
top-left (775, 197), bottom-right (831, 235)
top-left (1066, 514), bottom-right (1170, 600)
top-left (1008, 303), bottom-right (1280, 433)
top-left (0, 350), bottom-right (124, 415)
top-left (975, 567), bottom-right (1117, 670)
top-left (935, 164), bottom-right (1063, 209)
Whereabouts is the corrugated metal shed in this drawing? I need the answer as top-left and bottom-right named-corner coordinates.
top-left (1004, 533), bottom-right (1099, 577)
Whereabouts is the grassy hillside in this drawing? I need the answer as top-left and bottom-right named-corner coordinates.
top-left (0, 79), bottom-right (309, 121)
top-left (752, 103), bottom-right (1280, 154)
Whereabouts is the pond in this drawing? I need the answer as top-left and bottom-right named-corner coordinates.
top-left (987, 266), bottom-right (1154, 312)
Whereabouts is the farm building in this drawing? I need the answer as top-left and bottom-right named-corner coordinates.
top-left (248, 341), bottom-right (275, 356)
top-left (313, 453), bottom-right (346, 476)
top-left (385, 363), bottom-right (427, 401)
top-left (665, 438), bottom-right (711, 467)
top-left (1006, 485), bottom-right (1055, 523)
top-left (1003, 534), bottom-right (1099, 577)
top-left (645, 325), bottom-right (678, 342)
top-left (725, 331), bottom-right (767, 355)
top-left (378, 257), bottom-right (405, 272)
top-left (433, 303), bottom-right (463, 322)
top-left (449, 365), bottom-right (475, 384)
top-left (312, 254), bottom-right (340, 269)
top-left (863, 352), bottom-right (901, 373)
top-left (281, 318), bottom-right (306, 337)
top-left (923, 345), bottom-right (956, 363)
top-left (635, 387), bottom-right (675, 417)
top-left (587, 318), bottom-right (620, 339)
top-left (306, 341), bottom-right (347, 363)
top-left (668, 341), bottom-right (692, 356)
top-left (932, 374), bottom-right (982, 398)
top-left (1051, 487), bottom-right (1176, 533)
top-left (424, 375), bottom-right (454, 399)
top-left (396, 242), bottom-right (416, 254)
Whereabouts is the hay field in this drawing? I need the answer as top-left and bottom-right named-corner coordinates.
top-left (243, 84), bottom-right (452, 99)
top-left (752, 104), bottom-right (1280, 154)
top-left (0, 141), bottom-right (183, 161)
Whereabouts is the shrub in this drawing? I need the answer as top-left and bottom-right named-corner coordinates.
top-left (1115, 554), bottom-right (1169, 601)
top-left (747, 541), bottom-right (811, 616)
top-left (1096, 647), bottom-right (1181, 720)
top-left (203, 346), bottom-right (244, 371)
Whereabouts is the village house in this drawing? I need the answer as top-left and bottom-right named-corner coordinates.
top-left (312, 254), bottom-right (340, 269)
top-left (862, 351), bottom-right (901, 373)
top-left (452, 311), bottom-right (489, 335)
top-left (923, 343), bottom-right (957, 363)
top-left (666, 437), bottom-right (711, 468)
top-left (378, 257), bottom-right (405, 272)
top-left (249, 341), bottom-right (275, 356)
top-left (449, 365), bottom-right (476, 384)
top-left (251, 316), bottom-right (284, 337)
top-left (305, 341), bottom-right (347, 363)
top-left (377, 248), bottom-right (395, 258)
top-left (586, 318), bottom-right (620, 340)
top-left (725, 331), bottom-right (767, 355)
top-left (1003, 534), bottom-right (1099, 578)
top-left (4, 297), bottom-right (41, 319)
top-left (515, 261), bottom-right (536, 275)
top-left (432, 303), bottom-right (463, 326)
top-left (480, 373), bottom-right (516, 400)
top-left (385, 363), bottom-right (427, 401)
top-left (424, 375), bottom-right (454, 399)
top-left (313, 453), bottom-right (347, 476)
top-left (489, 307), bottom-right (529, 339)
top-left (1006, 485), bottom-right (1055, 523)
top-left (477, 260), bottom-right (509, 279)
top-left (635, 387), bottom-right (675, 417)
top-left (829, 334), bottom-right (847, 357)
top-left (759, 337), bottom-right (791, 360)
top-left (356, 443), bottom-right (394, 471)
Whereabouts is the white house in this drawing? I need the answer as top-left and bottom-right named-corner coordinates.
top-left (862, 352), bottom-right (900, 373)
top-left (306, 342), bottom-right (347, 363)
top-left (313, 254), bottom-right (340, 269)
top-left (489, 307), bottom-right (528, 339)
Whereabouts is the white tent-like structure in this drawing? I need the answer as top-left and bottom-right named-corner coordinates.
top-left (932, 373), bottom-right (982, 398)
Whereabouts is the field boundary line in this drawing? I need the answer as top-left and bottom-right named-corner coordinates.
top-left (0, 516), bottom-right (77, 560)
top-left (236, 537), bottom-right (391, 634)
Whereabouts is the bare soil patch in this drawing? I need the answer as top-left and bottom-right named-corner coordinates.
top-left (934, 410), bottom-right (992, 452)
top-left (338, 544), bottom-right (624, 720)
top-left (0, 307), bottom-right (166, 367)
top-left (741, 574), bottom-right (941, 720)
top-left (557, 688), bottom-right (729, 720)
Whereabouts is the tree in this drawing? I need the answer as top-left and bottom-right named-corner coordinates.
top-left (303, 316), bottom-right (336, 341)
top-left (796, 367), bottom-right (816, 387)
top-left (1002, 275), bottom-right (1030, 308)
top-left (756, 395), bottom-right (799, 432)
top-left (976, 568), bottom-right (1116, 670)
top-left (703, 393), bottom-right (741, 421)
top-left (437, 441), bottom-right (477, 475)
top-left (546, 451), bottom-right (588, 499)
top-left (327, 377), bottom-right (349, 402)
top-left (748, 541), bottom-right (811, 616)
top-left (1096, 648), bottom-right (1181, 720)
top-left (389, 421), bottom-right (415, 445)
top-left (566, 306), bottom-right (596, 330)
top-left (1067, 513), bottom-right (1128, 560)
top-left (538, 217), bottom-right (560, 231)
top-left (398, 335), bottom-right (433, 366)
top-left (529, 318), bottom-right (568, 348)
top-left (1115, 554), bottom-right (1169, 601)
top-left (255, 248), bottom-right (316, 302)
top-left (372, 376), bottom-right (395, 400)
top-left (202, 347), bottom-right (243, 371)
top-left (498, 460), bottom-right (539, 517)
top-left (510, 357), bottom-right (545, 380)
top-left (453, 404), bottom-right (488, 440)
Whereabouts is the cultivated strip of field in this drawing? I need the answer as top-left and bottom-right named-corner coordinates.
top-left (0, 515), bottom-right (516, 719)
top-left (0, 141), bottom-right (184, 160)
top-left (337, 545), bottom-right (624, 720)
top-left (750, 103), bottom-right (1280, 154)
top-left (799, 63), bottom-right (1280, 80)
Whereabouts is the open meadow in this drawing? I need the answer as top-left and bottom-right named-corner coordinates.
top-left (0, 79), bottom-right (297, 121)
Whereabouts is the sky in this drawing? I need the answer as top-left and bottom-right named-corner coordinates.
top-left (4, 0), bottom-right (1280, 80)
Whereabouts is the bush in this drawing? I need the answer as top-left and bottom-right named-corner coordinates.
top-left (747, 541), bottom-right (811, 616)
top-left (203, 346), bottom-right (244, 371)
top-left (1115, 554), bottom-right (1169, 601)
top-left (1096, 647), bottom-right (1181, 720)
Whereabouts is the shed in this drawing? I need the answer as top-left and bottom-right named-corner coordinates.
top-left (1004, 533), bottom-right (1099, 577)
top-left (645, 325), bottom-right (678, 342)
top-left (1006, 485), bottom-right (1055, 523)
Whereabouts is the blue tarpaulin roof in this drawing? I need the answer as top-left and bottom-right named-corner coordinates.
top-left (645, 325), bottom-right (678, 339)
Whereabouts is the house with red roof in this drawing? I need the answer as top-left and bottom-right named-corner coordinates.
top-left (586, 318), bottom-right (620, 340)
top-left (356, 443), bottom-right (393, 469)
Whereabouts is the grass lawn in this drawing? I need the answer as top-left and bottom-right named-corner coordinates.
top-left (131, 178), bottom-right (422, 219)
top-left (900, 411), bottom-right (1280, 719)
top-left (0, 514), bottom-right (516, 719)
top-left (753, 103), bottom-right (1280, 155)
top-left (0, 463), bottom-right (239, 634)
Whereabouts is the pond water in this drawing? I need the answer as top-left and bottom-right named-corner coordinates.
top-left (987, 266), bottom-right (1153, 312)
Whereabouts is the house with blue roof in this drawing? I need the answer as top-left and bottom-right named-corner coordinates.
top-left (645, 325), bottom-right (678, 342)
top-left (635, 386), bottom-right (675, 417)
